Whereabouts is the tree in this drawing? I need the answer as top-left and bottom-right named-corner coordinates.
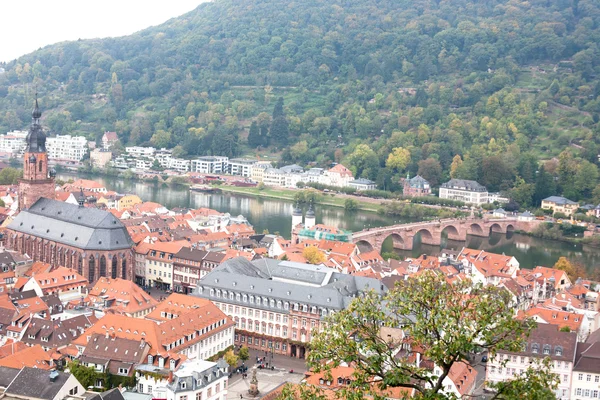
top-left (247, 121), bottom-right (262, 148)
top-left (303, 271), bottom-right (557, 400)
top-left (345, 144), bottom-right (379, 180)
top-left (270, 97), bottom-right (289, 146)
top-left (68, 360), bottom-right (97, 388)
top-left (238, 346), bottom-right (250, 363)
top-left (510, 176), bottom-right (535, 208)
top-left (558, 150), bottom-right (578, 199)
top-left (533, 165), bottom-right (556, 206)
top-left (574, 160), bottom-right (599, 200)
top-left (224, 349), bottom-right (239, 369)
top-left (385, 147), bottom-right (411, 172)
top-left (303, 246), bottom-right (326, 265)
top-left (417, 158), bottom-right (443, 187)
top-left (553, 257), bottom-right (586, 282)
top-left (449, 155), bottom-right (463, 179)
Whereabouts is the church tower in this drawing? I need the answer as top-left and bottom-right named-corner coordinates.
top-left (18, 97), bottom-right (55, 211)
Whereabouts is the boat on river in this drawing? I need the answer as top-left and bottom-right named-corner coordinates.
top-left (190, 184), bottom-right (222, 193)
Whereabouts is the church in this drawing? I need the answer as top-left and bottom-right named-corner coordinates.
top-left (6, 99), bottom-right (135, 282)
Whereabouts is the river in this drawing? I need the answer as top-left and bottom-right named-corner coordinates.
top-left (59, 173), bottom-right (600, 271)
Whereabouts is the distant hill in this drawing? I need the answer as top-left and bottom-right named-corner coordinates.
top-left (0, 0), bottom-right (600, 201)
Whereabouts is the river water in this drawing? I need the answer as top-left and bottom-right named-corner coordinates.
top-left (59, 174), bottom-right (600, 271)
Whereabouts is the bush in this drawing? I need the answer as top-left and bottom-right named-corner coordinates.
top-left (553, 212), bottom-right (568, 219)
top-left (345, 199), bottom-right (358, 211)
top-left (257, 182), bottom-right (265, 190)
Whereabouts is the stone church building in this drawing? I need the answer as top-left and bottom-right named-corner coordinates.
top-left (6, 99), bottom-right (135, 282)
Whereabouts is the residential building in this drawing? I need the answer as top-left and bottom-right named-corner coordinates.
top-left (250, 162), bottom-right (271, 183)
top-left (572, 335), bottom-right (600, 400)
top-left (457, 248), bottom-right (520, 286)
top-left (155, 148), bottom-right (173, 168)
top-left (488, 192), bottom-right (510, 204)
top-left (137, 358), bottom-right (228, 400)
top-left (194, 257), bottom-right (385, 358)
top-left (439, 179), bottom-right (488, 205)
top-left (145, 241), bottom-right (191, 291)
top-left (88, 277), bottom-right (158, 318)
top-left (172, 248), bottom-right (226, 294)
top-left (263, 168), bottom-right (287, 187)
top-left (7, 198), bottom-right (136, 284)
top-left (0, 130), bottom-right (27, 155)
top-left (46, 135), bottom-right (88, 161)
top-left (0, 344), bottom-right (54, 370)
top-left (21, 315), bottom-right (93, 351)
top-left (102, 131), bottom-right (119, 150)
top-left (542, 196), bottom-right (579, 217)
top-left (74, 297), bottom-right (234, 360)
top-left (117, 194), bottom-right (143, 211)
top-left (326, 164), bottom-right (354, 188)
top-left (348, 178), bottom-right (377, 191)
top-left (81, 333), bottom-right (150, 382)
top-left (63, 178), bottom-right (107, 193)
top-left (524, 306), bottom-right (586, 341)
top-left (167, 158), bottom-right (190, 173)
top-left (22, 266), bottom-right (88, 302)
top-left (135, 159), bottom-right (152, 171)
top-left (90, 149), bottom-right (113, 168)
top-left (485, 324), bottom-right (577, 400)
top-left (229, 158), bottom-right (257, 177)
top-left (402, 175), bottom-right (431, 197)
top-left (190, 156), bottom-right (229, 174)
top-left (2, 367), bottom-right (86, 400)
top-left (126, 146), bottom-right (156, 158)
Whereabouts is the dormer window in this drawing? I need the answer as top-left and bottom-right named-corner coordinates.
top-left (180, 382), bottom-right (186, 389)
top-left (543, 345), bottom-right (551, 355)
top-left (531, 343), bottom-right (539, 354)
top-left (148, 355), bottom-right (153, 364)
top-left (555, 346), bottom-right (563, 356)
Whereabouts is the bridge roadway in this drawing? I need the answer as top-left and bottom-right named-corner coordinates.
top-left (351, 217), bottom-right (534, 252)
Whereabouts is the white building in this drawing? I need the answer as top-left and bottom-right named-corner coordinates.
top-left (229, 158), bottom-right (257, 177)
top-left (0, 130), bottom-right (27, 155)
top-left (136, 159), bottom-right (152, 171)
top-left (46, 135), bottom-right (88, 161)
top-left (137, 359), bottom-right (228, 400)
top-left (191, 156), bottom-right (229, 174)
top-left (348, 178), bottom-right (377, 191)
top-left (439, 179), bottom-right (488, 205)
top-left (126, 146), bottom-right (156, 158)
top-left (326, 164), bottom-right (354, 188)
top-left (571, 340), bottom-right (600, 400)
top-left (486, 324), bottom-right (577, 400)
top-left (167, 158), bottom-right (190, 173)
top-left (155, 148), bottom-right (173, 168)
top-left (263, 168), bottom-right (287, 187)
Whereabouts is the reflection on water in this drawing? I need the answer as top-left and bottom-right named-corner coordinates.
top-left (58, 174), bottom-right (399, 238)
top-left (383, 232), bottom-right (600, 271)
top-left (59, 173), bottom-right (600, 271)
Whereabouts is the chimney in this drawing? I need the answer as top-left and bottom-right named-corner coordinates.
top-left (105, 331), bottom-right (109, 339)
top-left (168, 371), bottom-right (174, 383)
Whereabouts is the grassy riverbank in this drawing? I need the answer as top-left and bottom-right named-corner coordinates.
top-left (218, 185), bottom-right (383, 213)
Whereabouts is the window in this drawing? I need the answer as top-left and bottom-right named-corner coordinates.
top-left (576, 389), bottom-right (582, 396)
top-left (118, 367), bottom-right (128, 375)
top-left (180, 396), bottom-right (187, 400)
top-left (555, 346), bottom-right (563, 356)
top-left (593, 390), bottom-right (599, 398)
top-left (207, 388), bottom-right (212, 397)
top-left (216, 383), bottom-right (220, 393)
top-left (588, 374), bottom-right (592, 382)
top-left (147, 386), bottom-right (153, 393)
top-left (586, 389), bottom-right (591, 397)
top-left (579, 373), bottom-right (584, 381)
top-left (181, 382), bottom-right (187, 389)
top-left (563, 375), bottom-right (567, 383)
top-left (596, 375), bottom-right (599, 383)
top-left (69, 387), bottom-right (78, 396)
top-left (543, 345), bottom-right (551, 355)
top-left (196, 393), bottom-right (202, 400)
top-left (531, 343), bottom-right (539, 354)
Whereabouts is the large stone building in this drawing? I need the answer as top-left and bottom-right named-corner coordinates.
top-left (7, 100), bottom-right (135, 282)
top-left (193, 257), bottom-right (384, 358)
top-left (439, 179), bottom-right (488, 205)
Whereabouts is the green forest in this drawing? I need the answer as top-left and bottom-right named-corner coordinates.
top-left (1, 0), bottom-right (600, 208)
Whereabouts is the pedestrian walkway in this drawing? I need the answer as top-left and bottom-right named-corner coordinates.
top-left (227, 367), bottom-right (304, 399)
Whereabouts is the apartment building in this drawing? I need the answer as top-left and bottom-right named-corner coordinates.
top-left (167, 158), bottom-right (190, 173)
top-left (229, 158), bottom-right (257, 177)
top-left (0, 130), bottom-right (27, 154)
top-left (542, 196), bottom-right (580, 217)
top-left (190, 156), bottom-right (229, 174)
top-left (145, 241), bottom-right (191, 291)
top-left (439, 179), bottom-right (488, 205)
top-left (46, 135), bottom-right (88, 161)
top-left (172, 247), bottom-right (226, 294)
top-left (485, 324), bottom-right (577, 400)
top-left (194, 257), bottom-right (385, 358)
top-left (126, 146), bottom-right (156, 158)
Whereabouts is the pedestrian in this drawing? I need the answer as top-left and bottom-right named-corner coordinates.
top-left (240, 395), bottom-right (243, 399)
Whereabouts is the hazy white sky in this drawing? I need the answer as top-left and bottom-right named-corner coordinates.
top-left (0, 1), bottom-right (204, 62)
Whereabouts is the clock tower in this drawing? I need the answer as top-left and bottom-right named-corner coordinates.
top-left (18, 97), bottom-right (55, 211)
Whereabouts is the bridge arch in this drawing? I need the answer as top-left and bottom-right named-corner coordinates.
top-left (441, 225), bottom-right (463, 241)
top-left (468, 223), bottom-right (485, 236)
top-left (415, 228), bottom-right (439, 246)
top-left (356, 240), bottom-right (374, 253)
top-left (489, 223), bottom-right (504, 233)
top-left (506, 223), bottom-right (515, 232)
top-left (385, 233), bottom-right (406, 250)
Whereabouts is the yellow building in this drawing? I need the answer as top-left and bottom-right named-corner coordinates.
top-left (541, 196), bottom-right (579, 216)
top-left (117, 194), bottom-right (142, 211)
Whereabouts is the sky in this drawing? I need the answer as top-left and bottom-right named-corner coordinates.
top-left (0, 1), bottom-right (204, 62)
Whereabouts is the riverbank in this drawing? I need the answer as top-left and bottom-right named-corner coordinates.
top-left (218, 185), bottom-right (384, 212)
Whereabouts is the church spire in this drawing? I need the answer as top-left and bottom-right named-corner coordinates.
top-left (25, 95), bottom-right (47, 153)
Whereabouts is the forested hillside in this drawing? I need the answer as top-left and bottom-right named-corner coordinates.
top-left (1, 0), bottom-right (600, 206)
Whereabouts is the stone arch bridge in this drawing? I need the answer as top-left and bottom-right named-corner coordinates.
top-left (352, 217), bottom-right (538, 253)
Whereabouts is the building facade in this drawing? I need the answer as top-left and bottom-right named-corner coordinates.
top-left (229, 158), bottom-right (257, 177)
top-left (46, 135), bottom-right (88, 161)
top-left (402, 175), bottom-right (431, 197)
top-left (542, 196), bottom-right (579, 217)
top-left (439, 179), bottom-right (488, 205)
top-left (7, 198), bottom-right (135, 283)
top-left (173, 247), bottom-right (226, 294)
top-left (194, 257), bottom-right (384, 358)
top-left (190, 156), bottom-right (229, 174)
